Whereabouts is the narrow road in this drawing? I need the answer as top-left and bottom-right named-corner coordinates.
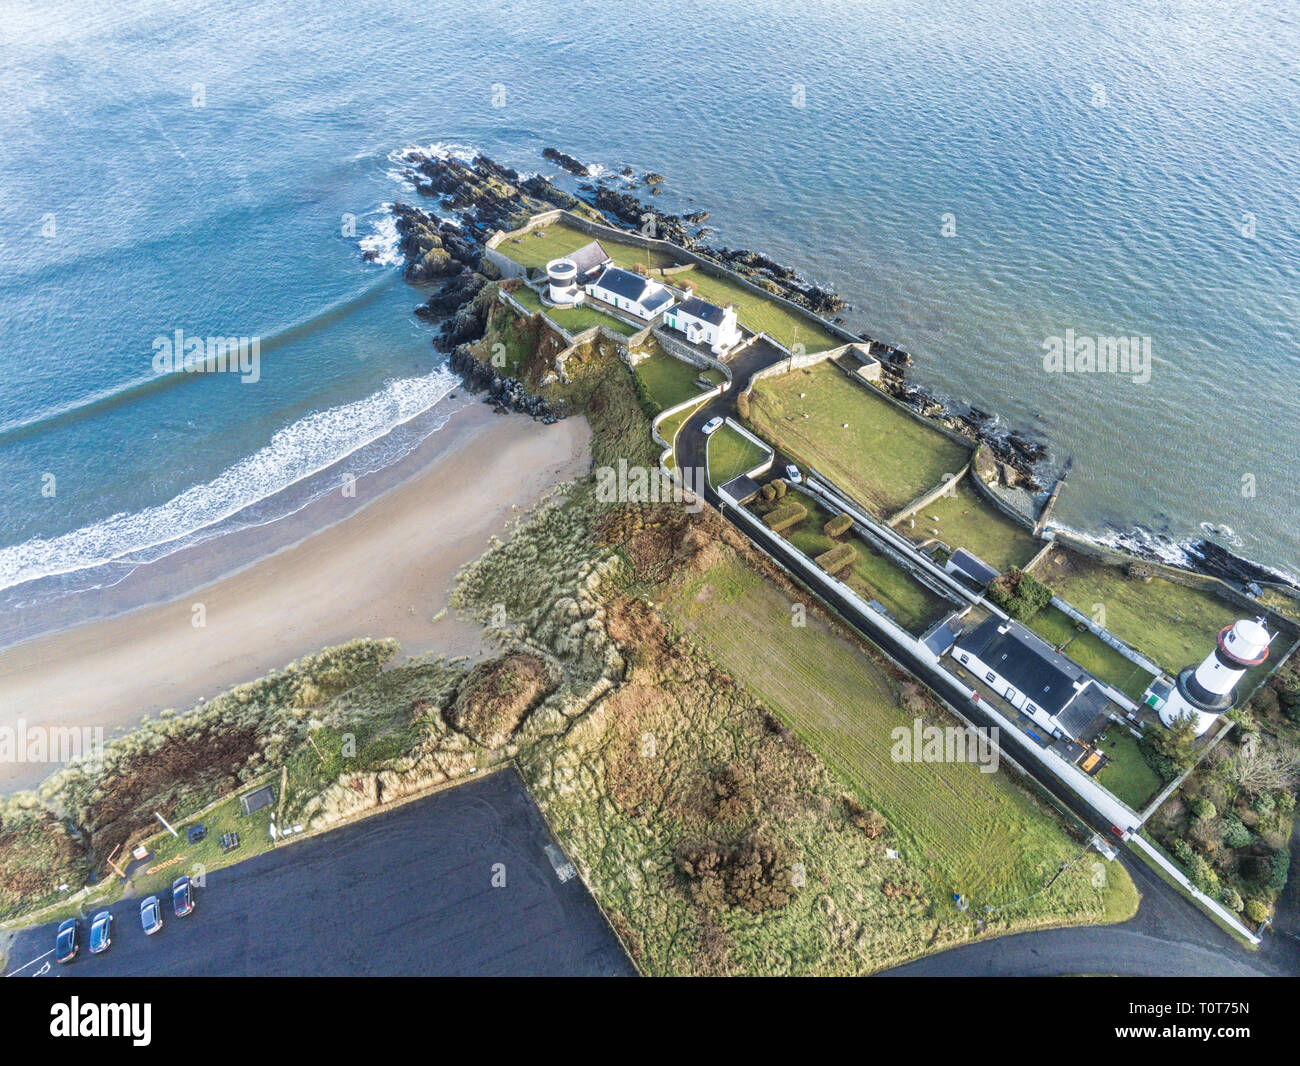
top-left (673, 347), bottom-right (1297, 976)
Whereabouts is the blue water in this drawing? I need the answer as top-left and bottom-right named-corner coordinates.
top-left (1, 0), bottom-right (1297, 614)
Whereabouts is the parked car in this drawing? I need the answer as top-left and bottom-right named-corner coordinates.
top-left (171, 876), bottom-right (194, 918)
top-left (55, 918), bottom-right (79, 964)
top-left (785, 464), bottom-right (802, 484)
top-left (88, 911), bottom-right (112, 954)
top-left (140, 895), bottom-right (163, 935)
top-left (701, 416), bottom-right (724, 435)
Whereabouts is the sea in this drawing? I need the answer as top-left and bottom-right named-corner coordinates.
top-left (0, 0), bottom-right (1296, 624)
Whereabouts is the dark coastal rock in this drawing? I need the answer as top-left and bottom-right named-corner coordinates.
top-left (392, 201), bottom-right (467, 282)
top-left (642, 172), bottom-right (666, 186)
top-left (447, 345), bottom-right (566, 424)
top-left (542, 147), bottom-right (590, 177)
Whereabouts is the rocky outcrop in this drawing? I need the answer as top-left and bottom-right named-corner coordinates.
top-left (542, 147), bottom-right (590, 177)
top-left (448, 345), bottom-right (566, 424)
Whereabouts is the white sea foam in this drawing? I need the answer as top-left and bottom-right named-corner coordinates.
top-left (358, 208), bottom-right (401, 266)
top-left (0, 367), bottom-right (462, 593)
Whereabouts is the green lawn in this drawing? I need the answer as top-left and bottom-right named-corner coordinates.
top-left (1023, 606), bottom-right (1157, 702)
top-left (496, 218), bottom-right (842, 352)
top-left (510, 283), bottom-right (638, 337)
top-left (758, 493), bottom-right (953, 634)
top-left (664, 555), bottom-right (1139, 919)
top-left (900, 476), bottom-right (1042, 572)
top-left (1037, 548), bottom-right (1274, 687)
top-left (1095, 727), bottom-right (1162, 811)
top-left (748, 363), bottom-right (972, 517)
top-left (707, 424), bottom-right (769, 486)
top-left (128, 792), bottom-right (277, 900)
top-left (634, 350), bottom-right (710, 411)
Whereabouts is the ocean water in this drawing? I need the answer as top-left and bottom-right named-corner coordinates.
top-left (0, 0), bottom-right (1297, 619)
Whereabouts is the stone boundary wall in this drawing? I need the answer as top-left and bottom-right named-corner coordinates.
top-left (651, 327), bottom-right (734, 380)
top-left (1048, 595), bottom-right (1164, 678)
top-left (488, 209), bottom-right (865, 351)
top-left (1049, 530), bottom-right (1299, 635)
top-left (888, 464), bottom-right (973, 527)
top-left (484, 244), bottom-right (527, 280)
top-left (744, 341), bottom-right (878, 397)
top-left (966, 443), bottom-right (1041, 533)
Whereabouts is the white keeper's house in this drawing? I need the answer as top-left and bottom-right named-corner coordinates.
top-left (584, 266), bottom-right (675, 321)
top-left (663, 295), bottom-right (742, 355)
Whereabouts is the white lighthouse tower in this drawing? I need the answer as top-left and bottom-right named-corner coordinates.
top-left (1158, 617), bottom-right (1274, 736)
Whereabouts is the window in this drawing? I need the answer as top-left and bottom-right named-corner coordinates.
top-left (985, 672), bottom-right (996, 684)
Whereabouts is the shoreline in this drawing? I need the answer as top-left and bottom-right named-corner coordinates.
top-left (0, 402), bottom-right (592, 795)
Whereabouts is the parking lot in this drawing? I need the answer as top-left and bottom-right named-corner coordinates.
top-left (5, 770), bottom-right (634, 977)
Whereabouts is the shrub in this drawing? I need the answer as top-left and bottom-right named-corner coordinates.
top-left (814, 543), bottom-right (857, 575)
top-left (987, 568), bottom-right (1053, 622)
top-left (760, 483), bottom-right (775, 502)
top-left (772, 478), bottom-right (788, 499)
top-left (1221, 887), bottom-right (1244, 912)
top-left (1221, 816), bottom-right (1254, 849)
top-left (824, 512), bottom-right (854, 538)
top-left (1187, 854), bottom-right (1219, 895)
top-left (735, 391), bottom-right (750, 419)
top-left (673, 832), bottom-right (800, 914)
top-left (1190, 797), bottom-right (1217, 821)
top-left (1244, 899), bottom-right (1269, 923)
top-left (762, 501), bottom-right (807, 533)
top-left (1171, 839), bottom-right (1195, 866)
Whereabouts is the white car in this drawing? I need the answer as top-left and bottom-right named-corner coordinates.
top-left (785, 464), bottom-right (802, 484)
top-left (702, 417), bottom-right (724, 435)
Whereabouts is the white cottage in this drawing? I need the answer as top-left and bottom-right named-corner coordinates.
top-left (663, 296), bottom-right (742, 355)
top-left (952, 616), bottom-right (1109, 742)
top-left (585, 267), bottom-right (675, 321)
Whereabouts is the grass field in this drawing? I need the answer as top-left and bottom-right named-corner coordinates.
top-left (664, 555), bottom-right (1139, 918)
top-left (496, 218), bottom-right (842, 352)
top-left (510, 283), bottom-right (637, 337)
top-left (1094, 727), bottom-right (1162, 811)
top-left (707, 424), bottom-right (769, 486)
top-left (758, 493), bottom-right (953, 634)
top-left (635, 350), bottom-right (709, 411)
top-left (1037, 548), bottom-right (1273, 686)
top-left (748, 363), bottom-right (972, 517)
top-left (1023, 606), bottom-right (1157, 702)
top-left (901, 476), bottom-right (1042, 572)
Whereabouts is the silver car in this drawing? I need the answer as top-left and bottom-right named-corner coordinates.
top-left (140, 895), bottom-right (163, 935)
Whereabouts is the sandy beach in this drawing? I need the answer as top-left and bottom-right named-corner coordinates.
top-left (0, 403), bottom-right (591, 794)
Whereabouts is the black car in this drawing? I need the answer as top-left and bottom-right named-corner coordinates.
top-left (55, 918), bottom-right (78, 964)
top-left (172, 875), bottom-right (194, 918)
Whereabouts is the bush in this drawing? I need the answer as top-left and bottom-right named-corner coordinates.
top-left (763, 501), bottom-right (807, 533)
top-left (814, 543), bottom-right (857, 575)
top-left (1187, 854), bottom-right (1219, 895)
top-left (674, 832), bottom-right (800, 914)
top-left (986, 568), bottom-right (1053, 622)
top-left (1190, 797), bottom-right (1217, 821)
top-left (1244, 899), bottom-right (1269, 923)
top-left (1171, 838), bottom-right (1195, 865)
top-left (760, 483), bottom-right (775, 502)
top-left (735, 391), bottom-right (750, 420)
top-left (1221, 887), bottom-right (1244, 912)
top-left (772, 478), bottom-right (788, 499)
top-left (824, 512), bottom-right (853, 538)
top-left (1221, 816), bottom-right (1254, 849)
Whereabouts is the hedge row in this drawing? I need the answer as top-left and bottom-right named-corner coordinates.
top-left (824, 512), bottom-right (853, 538)
top-left (763, 501), bottom-right (808, 533)
top-left (815, 543), bottom-right (858, 575)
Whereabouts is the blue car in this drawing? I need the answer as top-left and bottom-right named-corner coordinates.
top-left (55, 918), bottom-right (78, 964)
top-left (88, 910), bottom-right (112, 954)
top-left (171, 876), bottom-right (194, 918)
top-left (140, 895), bottom-right (163, 935)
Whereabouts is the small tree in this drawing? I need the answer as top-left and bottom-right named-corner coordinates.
top-left (1244, 899), bottom-right (1269, 923)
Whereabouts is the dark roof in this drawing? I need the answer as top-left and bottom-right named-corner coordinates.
top-left (957, 617), bottom-right (1087, 717)
top-left (1055, 681), bottom-right (1109, 741)
top-left (640, 287), bottom-right (674, 314)
top-left (674, 295), bottom-right (727, 325)
top-left (591, 266), bottom-right (662, 306)
top-left (947, 548), bottom-right (1000, 586)
top-left (568, 240), bottom-right (610, 276)
top-left (921, 616), bottom-right (961, 657)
